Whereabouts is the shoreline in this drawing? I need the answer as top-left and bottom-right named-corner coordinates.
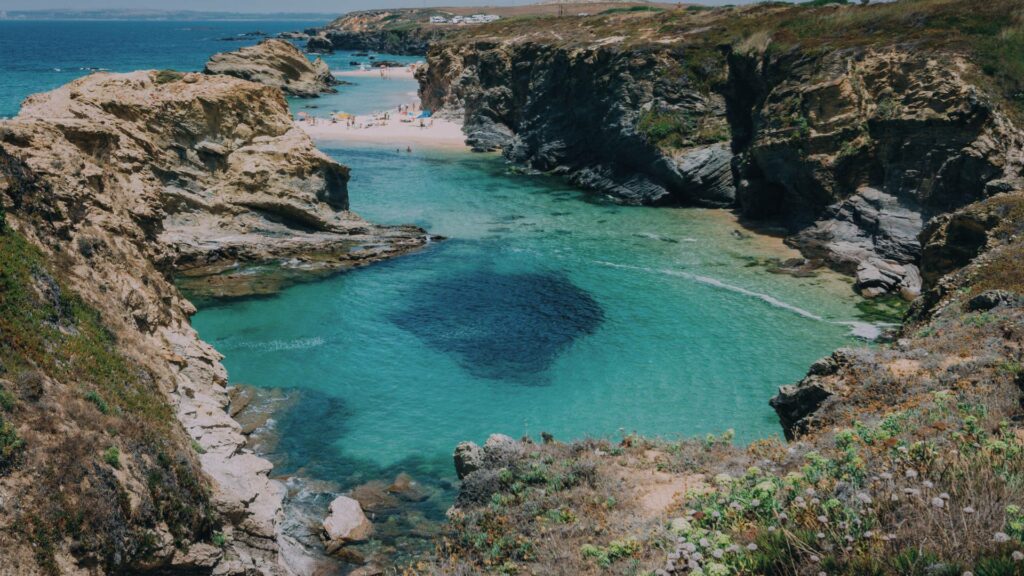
top-left (298, 116), bottom-right (467, 150)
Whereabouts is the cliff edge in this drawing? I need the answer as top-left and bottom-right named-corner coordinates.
top-left (0, 70), bottom-right (425, 575)
top-left (205, 39), bottom-right (338, 98)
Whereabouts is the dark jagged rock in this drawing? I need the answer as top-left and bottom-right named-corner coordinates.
top-left (418, 18), bottom-right (1023, 293)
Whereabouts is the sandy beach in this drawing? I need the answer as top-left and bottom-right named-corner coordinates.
top-left (298, 114), bottom-right (467, 149)
top-left (298, 65), bottom-right (468, 150)
top-left (333, 66), bottom-right (418, 80)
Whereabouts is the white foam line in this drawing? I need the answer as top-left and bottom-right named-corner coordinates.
top-left (225, 336), bottom-right (326, 352)
top-left (594, 260), bottom-right (885, 339)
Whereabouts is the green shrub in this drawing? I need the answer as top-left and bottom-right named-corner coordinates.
top-left (102, 446), bottom-right (120, 469)
top-left (0, 416), bottom-right (25, 472)
top-left (154, 70), bottom-right (184, 84)
top-left (0, 388), bottom-right (15, 412)
top-left (84, 390), bottom-right (110, 415)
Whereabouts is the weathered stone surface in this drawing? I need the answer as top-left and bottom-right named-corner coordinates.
top-left (454, 441), bottom-right (485, 480)
top-left (770, 349), bottom-right (858, 439)
top-left (205, 39), bottom-right (338, 97)
top-left (322, 496), bottom-right (374, 551)
top-left (968, 290), bottom-right (1024, 312)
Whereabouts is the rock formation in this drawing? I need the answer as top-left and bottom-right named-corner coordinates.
top-left (417, 4), bottom-right (1024, 297)
top-left (0, 70), bottom-right (425, 574)
top-left (305, 10), bottom-right (449, 55)
top-left (205, 39), bottom-right (338, 98)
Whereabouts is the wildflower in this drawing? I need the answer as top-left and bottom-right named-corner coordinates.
top-left (903, 488), bottom-right (921, 496)
top-left (711, 510), bottom-right (721, 519)
top-left (810, 555), bottom-right (820, 563)
top-left (725, 544), bottom-right (739, 553)
top-left (931, 497), bottom-right (945, 509)
top-left (963, 506), bottom-right (975, 514)
top-left (767, 526), bottom-right (777, 533)
top-left (806, 487), bottom-right (816, 496)
top-left (712, 549), bottom-right (724, 559)
top-left (683, 543), bottom-right (697, 553)
top-left (905, 468), bottom-right (918, 478)
top-left (778, 512), bottom-right (789, 522)
top-left (856, 492), bottom-right (873, 504)
top-left (692, 551), bottom-right (704, 561)
top-left (713, 473), bottom-right (733, 485)
top-left (817, 515), bottom-right (829, 524)
top-left (1013, 551), bottom-right (1024, 562)
top-left (939, 492), bottom-right (950, 500)
top-left (880, 472), bottom-right (893, 480)
top-left (863, 531), bottom-right (874, 538)
top-left (729, 501), bottom-right (742, 511)
top-left (816, 532), bottom-right (826, 539)
top-left (747, 543), bottom-right (758, 552)
top-left (846, 535), bottom-right (854, 543)
top-left (994, 532), bottom-right (1011, 543)
top-left (750, 498), bottom-right (761, 507)
top-left (699, 538), bottom-right (710, 548)
top-left (922, 480), bottom-right (934, 489)
top-left (811, 497), bottom-right (821, 506)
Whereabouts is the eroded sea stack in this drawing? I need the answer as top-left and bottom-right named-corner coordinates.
top-left (0, 71), bottom-right (425, 574)
top-left (205, 39), bottom-right (339, 98)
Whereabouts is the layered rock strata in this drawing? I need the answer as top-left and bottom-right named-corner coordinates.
top-left (205, 39), bottom-right (338, 98)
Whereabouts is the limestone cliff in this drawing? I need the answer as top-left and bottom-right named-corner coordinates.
top-left (205, 39), bottom-right (338, 98)
top-left (0, 71), bottom-right (425, 575)
top-left (418, 1), bottom-right (1024, 297)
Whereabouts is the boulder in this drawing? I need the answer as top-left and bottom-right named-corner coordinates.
top-left (967, 290), bottom-right (1024, 312)
top-left (453, 441), bottom-right (484, 480)
top-left (205, 39), bottom-right (338, 98)
top-left (483, 433), bottom-right (523, 467)
top-left (322, 496), bottom-right (373, 552)
top-left (387, 472), bottom-right (429, 502)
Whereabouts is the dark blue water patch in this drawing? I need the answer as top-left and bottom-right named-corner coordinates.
top-left (390, 268), bottom-right (603, 382)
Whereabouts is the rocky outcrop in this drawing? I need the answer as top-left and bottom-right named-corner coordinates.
top-left (205, 39), bottom-right (338, 98)
top-left (305, 10), bottom-right (448, 56)
top-left (419, 42), bottom-right (736, 207)
top-left (418, 7), bottom-right (1023, 295)
top-left (0, 71), bottom-right (426, 574)
top-left (773, 189), bottom-right (1024, 439)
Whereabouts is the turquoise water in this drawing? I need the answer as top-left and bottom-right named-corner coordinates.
top-left (193, 119), bottom-right (873, 489)
top-left (1, 21), bottom-right (872, 492)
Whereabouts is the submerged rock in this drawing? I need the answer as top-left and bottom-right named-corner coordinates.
top-left (205, 39), bottom-right (338, 97)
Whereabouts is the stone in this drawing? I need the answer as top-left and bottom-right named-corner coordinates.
top-left (322, 496), bottom-right (374, 550)
top-left (453, 441), bottom-right (484, 480)
top-left (967, 290), bottom-right (1024, 312)
top-left (205, 39), bottom-right (338, 97)
top-left (387, 472), bottom-right (430, 502)
top-left (483, 433), bottom-right (523, 467)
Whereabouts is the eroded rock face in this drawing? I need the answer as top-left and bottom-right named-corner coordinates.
top-left (0, 71), bottom-right (426, 574)
top-left (420, 43), bottom-right (735, 207)
top-left (206, 39), bottom-right (338, 97)
top-left (419, 32), bottom-right (1022, 295)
